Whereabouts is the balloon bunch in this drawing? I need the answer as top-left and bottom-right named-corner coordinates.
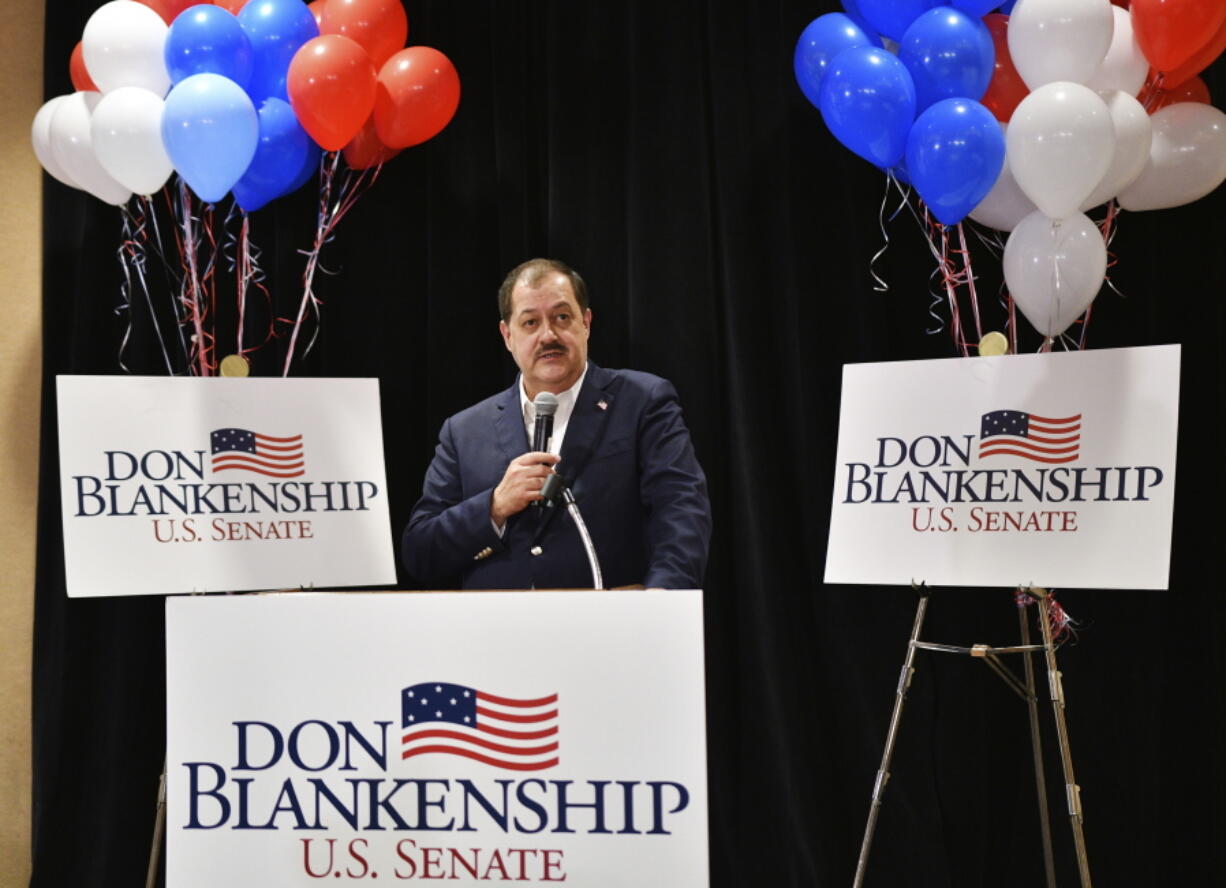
top-left (796, 0), bottom-right (1226, 351)
top-left (30, 0), bottom-right (460, 376)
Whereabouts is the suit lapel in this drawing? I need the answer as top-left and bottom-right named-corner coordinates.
top-left (492, 380), bottom-right (528, 462)
top-left (558, 363), bottom-right (616, 487)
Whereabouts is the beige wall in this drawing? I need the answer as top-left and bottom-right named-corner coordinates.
top-left (0, 0), bottom-right (43, 883)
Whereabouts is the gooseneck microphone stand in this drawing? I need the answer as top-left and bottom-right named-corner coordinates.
top-left (539, 474), bottom-right (603, 590)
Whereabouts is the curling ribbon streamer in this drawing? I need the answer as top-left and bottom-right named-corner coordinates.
top-left (281, 152), bottom-right (385, 376)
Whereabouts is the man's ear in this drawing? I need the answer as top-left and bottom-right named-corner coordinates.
top-left (499, 320), bottom-right (511, 351)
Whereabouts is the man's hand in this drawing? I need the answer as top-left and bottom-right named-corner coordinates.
top-left (490, 452), bottom-right (561, 526)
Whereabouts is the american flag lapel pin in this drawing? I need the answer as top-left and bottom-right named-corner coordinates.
top-left (597, 399), bottom-right (608, 411)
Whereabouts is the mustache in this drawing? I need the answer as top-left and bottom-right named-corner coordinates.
top-left (535, 344), bottom-right (567, 359)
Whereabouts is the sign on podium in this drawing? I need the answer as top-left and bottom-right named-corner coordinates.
top-left (166, 589), bottom-right (710, 887)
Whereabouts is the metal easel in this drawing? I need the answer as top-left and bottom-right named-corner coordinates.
top-left (852, 583), bottom-right (1092, 888)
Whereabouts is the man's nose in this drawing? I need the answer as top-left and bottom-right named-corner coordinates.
top-left (540, 321), bottom-right (559, 341)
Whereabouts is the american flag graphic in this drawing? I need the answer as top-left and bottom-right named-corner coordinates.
top-left (978, 410), bottom-right (1081, 464)
top-left (210, 428), bottom-right (305, 478)
top-left (401, 683), bottom-right (559, 771)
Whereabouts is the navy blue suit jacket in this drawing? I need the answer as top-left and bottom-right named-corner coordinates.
top-left (402, 363), bottom-right (711, 589)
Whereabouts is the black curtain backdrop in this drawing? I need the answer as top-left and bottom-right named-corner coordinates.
top-left (33, 2), bottom-right (1224, 885)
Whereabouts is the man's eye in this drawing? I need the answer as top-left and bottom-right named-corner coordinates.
top-left (555, 313), bottom-right (570, 323)
top-left (523, 319), bottom-right (537, 328)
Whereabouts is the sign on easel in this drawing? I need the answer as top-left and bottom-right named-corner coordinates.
top-left (825, 345), bottom-right (1180, 589)
top-left (56, 376), bottom-right (396, 597)
top-left (166, 590), bottom-right (710, 887)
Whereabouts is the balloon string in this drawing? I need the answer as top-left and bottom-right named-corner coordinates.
top-left (1097, 199), bottom-right (1127, 302)
top-left (120, 202), bottom-right (176, 374)
top-left (281, 153), bottom-right (386, 376)
top-left (1007, 290), bottom-right (1018, 356)
top-left (177, 180), bottom-right (211, 376)
top-left (144, 192), bottom-right (191, 368)
top-left (282, 153), bottom-right (338, 377)
top-left (238, 212), bottom-right (250, 357)
top-left (937, 222), bottom-right (971, 357)
top-left (115, 209), bottom-right (136, 373)
top-left (955, 222), bottom-right (983, 345)
top-left (869, 172), bottom-right (899, 293)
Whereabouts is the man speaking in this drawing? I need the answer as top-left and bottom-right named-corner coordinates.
top-left (402, 258), bottom-right (711, 590)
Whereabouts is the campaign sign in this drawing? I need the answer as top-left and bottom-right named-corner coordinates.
top-left (166, 590), bottom-right (709, 887)
top-left (56, 376), bottom-right (395, 597)
top-left (825, 345), bottom-right (1180, 589)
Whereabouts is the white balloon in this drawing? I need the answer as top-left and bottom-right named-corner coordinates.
top-left (82, 0), bottom-right (170, 96)
top-left (1117, 103), bottom-right (1226, 212)
top-left (1080, 90), bottom-right (1151, 211)
top-left (1003, 210), bottom-right (1107, 338)
top-left (969, 124), bottom-right (1037, 232)
top-left (1008, 0), bottom-right (1114, 89)
top-left (1007, 81), bottom-right (1114, 220)
top-left (1085, 7), bottom-right (1148, 97)
top-left (49, 92), bottom-right (132, 206)
top-left (92, 87), bottom-right (174, 196)
top-left (31, 96), bottom-right (82, 190)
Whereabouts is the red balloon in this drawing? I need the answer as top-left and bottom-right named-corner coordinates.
top-left (1148, 75), bottom-right (1212, 112)
top-left (309, 0), bottom-right (328, 28)
top-left (374, 46), bottom-right (460, 149)
top-left (1160, 15), bottom-right (1226, 86)
top-left (979, 14), bottom-right (1028, 123)
top-left (136, 0), bottom-right (203, 24)
top-left (69, 41), bottom-right (98, 92)
top-left (321, 0), bottom-right (408, 70)
top-left (1132, 0), bottom-right (1226, 72)
top-left (343, 114), bottom-right (401, 169)
top-left (287, 35), bottom-right (377, 151)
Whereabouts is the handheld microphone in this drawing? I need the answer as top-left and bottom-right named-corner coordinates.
top-left (531, 392), bottom-right (558, 510)
top-left (531, 392), bottom-right (558, 453)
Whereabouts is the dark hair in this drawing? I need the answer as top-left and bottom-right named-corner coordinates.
top-left (498, 258), bottom-right (588, 321)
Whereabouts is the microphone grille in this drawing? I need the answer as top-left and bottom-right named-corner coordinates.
top-left (533, 392), bottom-right (559, 416)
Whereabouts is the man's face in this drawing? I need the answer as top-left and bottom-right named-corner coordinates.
top-left (500, 272), bottom-right (591, 398)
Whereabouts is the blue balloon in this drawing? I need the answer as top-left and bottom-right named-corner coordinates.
top-left (232, 98), bottom-right (314, 212)
top-left (899, 7), bottom-right (995, 112)
top-left (818, 47), bottom-right (917, 169)
top-left (996, 0), bottom-right (1017, 13)
top-left (838, 0), bottom-right (883, 45)
top-left (857, 0), bottom-right (940, 42)
top-left (951, 0), bottom-right (1004, 15)
top-left (165, 5), bottom-right (254, 90)
top-left (905, 98), bottom-right (1004, 225)
top-left (284, 140), bottom-right (323, 197)
top-left (238, 0), bottom-right (319, 103)
top-left (162, 73), bottom-right (259, 203)
top-left (795, 14), bottom-right (881, 110)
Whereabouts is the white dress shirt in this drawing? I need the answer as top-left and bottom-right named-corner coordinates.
top-left (519, 363), bottom-right (588, 455)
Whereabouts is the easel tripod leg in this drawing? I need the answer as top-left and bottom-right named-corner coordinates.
top-left (146, 757), bottom-right (167, 888)
top-left (1035, 592), bottom-right (1093, 888)
top-left (1019, 603), bottom-right (1058, 888)
top-left (852, 588), bottom-right (930, 888)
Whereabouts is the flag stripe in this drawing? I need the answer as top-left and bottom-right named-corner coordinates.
top-left (251, 442), bottom-right (304, 453)
top-left (977, 448), bottom-right (1078, 464)
top-left (402, 729), bottom-right (558, 756)
top-left (476, 705), bottom-right (557, 724)
top-left (212, 456), bottom-right (305, 470)
top-left (1020, 433), bottom-right (1079, 445)
top-left (253, 433), bottom-right (303, 444)
top-left (212, 463), bottom-right (305, 478)
top-left (1024, 417), bottom-right (1083, 426)
top-left (477, 691), bottom-right (558, 708)
top-left (477, 723), bottom-right (558, 741)
top-left (401, 746), bottom-right (559, 771)
top-left (980, 439), bottom-right (1078, 455)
